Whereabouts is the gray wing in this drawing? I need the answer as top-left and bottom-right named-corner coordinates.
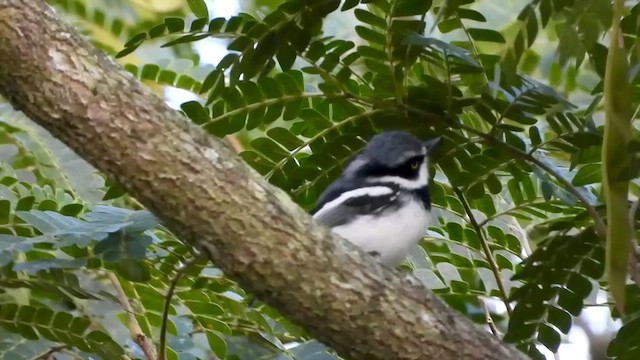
top-left (311, 186), bottom-right (399, 228)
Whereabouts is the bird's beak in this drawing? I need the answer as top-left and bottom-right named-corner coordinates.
top-left (423, 137), bottom-right (442, 155)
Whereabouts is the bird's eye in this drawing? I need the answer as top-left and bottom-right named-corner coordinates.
top-left (410, 160), bottom-right (420, 170)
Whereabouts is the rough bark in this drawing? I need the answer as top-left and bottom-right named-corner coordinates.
top-left (0, 1), bottom-right (526, 359)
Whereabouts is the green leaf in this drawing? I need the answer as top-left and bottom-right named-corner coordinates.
top-left (392, 0), bottom-right (432, 16)
top-left (206, 331), bottom-right (227, 358)
top-left (115, 259), bottom-right (150, 282)
top-left (164, 17), bottom-right (186, 33)
top-left (0, 199), bottom-right (10, 223)
top-left (355, 26), bottom-right (385, 45)
top-left (267, 127), bottom-right (304, 151)
top-left (181, 101), bottom-right (210, 125)
top-left (538, 324), bottom-right (561, 352)
top-left (456, 8), bottom-right (486, 22)
top-left (251, 137), bottom-right (289, 162)
top-left (467, 28), bottom-right (506, 43)
top-left (572, 163), bottom-right (601, 186)
top-left (0, 304), bottom-right (124, 358)
top-left (187, 0), bottom-right (209, 18)
top-left (342, 0), bottom-right (359, 11)
top-left (299, 108), bottom-right (332, 130)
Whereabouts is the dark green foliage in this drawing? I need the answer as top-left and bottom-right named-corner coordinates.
top-left (2, 0), bottom-right (639, 359)
top-left (608, 286), bottom-right (640, 359)
top-left (0, 303), bottom-right (124, 358)
top-left (505, 228), bottom-right (603, 359)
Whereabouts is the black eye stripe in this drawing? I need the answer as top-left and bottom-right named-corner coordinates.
top-left (359, 155), bottom-right (424, 179)
top-left (406, 155), bottom-right (424, 165)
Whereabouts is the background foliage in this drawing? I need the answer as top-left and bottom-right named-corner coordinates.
top-left (0, 0), bottom-right (639, 359)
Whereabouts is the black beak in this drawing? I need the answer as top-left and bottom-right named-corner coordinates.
top-left (423, 137), bottom-right (442, 155)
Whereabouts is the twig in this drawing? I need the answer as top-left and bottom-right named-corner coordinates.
top-left (384, 1), bottom-right (403, 103)
top-left (583, 302), bottom-right (614, 307)
top-left (225, 134), bottom-right (244, 154)
top-left (107, 272), bottom-right (156, 360)
top-left (466, 125), bottom-right (606, 239)
top-left (453, 187), bottom-right (513, 316)
top-left (31, 345), bottom-right (68, 360)
top-left (480, 299), bottom-right (499, 337)
top-left (158, 256), bottom-right (201, 360)
top-left (403, 103), bottom-right (607, 239)
top-left (265, 108), bottom-right (387, 179)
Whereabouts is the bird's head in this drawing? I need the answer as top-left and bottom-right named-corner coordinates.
top-left (343, 131), bottom-right (441, 189)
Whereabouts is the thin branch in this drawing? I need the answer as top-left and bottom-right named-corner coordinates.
top-left (205, 93), bottom-right (326, 126)
top-left (225, 134), bottom-right (244, 154)
top-left (456, 14), bottom-right (492, 88)
top-left (480, 299), bottom-right (499, 337)
top-left (477, 200), bottom-right (558, 228)
top-left (402, 103), bottom-right (607, 239)
top-left (453, 187), bottom-right (513, 316)
top-left (384, 1), bottom-right (403, 103)
top-left (466, 127), bottom-right (606, 239)
top-left (436, 127), bottom-right (599, 201)
top-left (266, 108), bottom-right (387, 179)
top-left (107, 272), bottom-right (156, 360)
top-left (31, 345), bottom-right (68, 360)
top-left (158, 256), bottom-right (201, 360)
top-left (583, 302), bottom-right (614, 307)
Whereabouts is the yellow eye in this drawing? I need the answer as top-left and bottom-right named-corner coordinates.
top-left (410, 160), bottom-right (420, 170)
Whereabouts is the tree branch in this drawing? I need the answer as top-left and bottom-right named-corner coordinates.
top-left (452, 187), bottom-right (513, 316)
top-left (107, 272), bottom-right (156, 360)
top-left (31, 345), bottom-right (68, 360)
top-left (403, 104), bottom-right (607, 239)
top-left (159, 256), bottom-right (201, 360)
top-left (0, 1), bottom-right (526, 359)
top-left (461, 123), bottom-right (607, 239)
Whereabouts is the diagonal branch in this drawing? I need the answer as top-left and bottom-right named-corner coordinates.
top-left (462, 124), bottom-right (606, 239)
top-left (453, 187), bottom-right (513, 316)
top-left (159, 256), bottom-right (201, 360)
top-left (107, 272), bottom-right (156, 360)
top-left (401, 104), bottom-right (607, 239)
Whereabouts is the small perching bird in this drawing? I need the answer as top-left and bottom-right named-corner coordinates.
top-left (311, 131), bottom-right (440, 266)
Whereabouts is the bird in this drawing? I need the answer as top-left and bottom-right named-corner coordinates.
top-left (310, 131), bottom-right (440, 266)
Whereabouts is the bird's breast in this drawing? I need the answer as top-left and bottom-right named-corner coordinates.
top-left (330, 198), bottom-right (431, 266)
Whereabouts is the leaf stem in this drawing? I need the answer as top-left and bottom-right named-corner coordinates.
top-left (205, 93), bottom-right (326, 126)
top-left (477, 200), bottom-right (559, 228)
top-left (480, 299), bottom-right (500, 336)
top-left (107, 272), bottom-right (156, 360)
top-left (384, 1), bottom-right (404, 103)
top-left (453, 187), bottom-right (513, 316)
top-left (265, 108), bottom-right (388, 179)
top-left (30, 345), bottom-right (68, 360)
top-left (464, 124), bottom-right (606, 238)
top-left (401, 103), bottom-right (607, 239)
top-left (158, 257), bottom-right (201, 360)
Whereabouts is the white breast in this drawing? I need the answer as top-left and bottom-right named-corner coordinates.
top-left (330, 198), bottom-right (431, 266)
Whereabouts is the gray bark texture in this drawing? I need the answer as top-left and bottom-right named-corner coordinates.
top-left (0, 1), bottom-right (527, 359)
